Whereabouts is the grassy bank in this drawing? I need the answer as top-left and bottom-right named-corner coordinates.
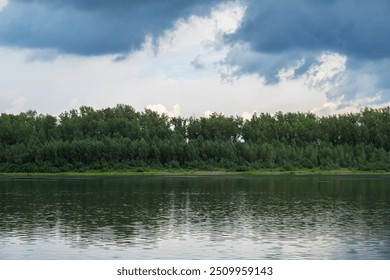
top-left (1, 168), bottom-right (390, 177)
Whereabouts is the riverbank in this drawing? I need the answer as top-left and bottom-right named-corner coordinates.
top-left (1, 168), bottom-right (390, 177)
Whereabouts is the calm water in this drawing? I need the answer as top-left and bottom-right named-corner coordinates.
top-left (0, 175), bottom-right (389, 259)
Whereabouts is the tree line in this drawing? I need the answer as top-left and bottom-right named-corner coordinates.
top-left (0, 105), bottom-right (389, 172)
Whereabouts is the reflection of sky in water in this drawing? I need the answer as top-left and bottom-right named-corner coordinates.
top-left (0, 175), bottom-right (389, 259)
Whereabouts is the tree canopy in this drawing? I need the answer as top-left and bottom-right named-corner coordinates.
top-left (0, 105), bottom-right (389, 172)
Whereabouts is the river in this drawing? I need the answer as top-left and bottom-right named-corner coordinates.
top-left (0, 175), bottom-right (389, 259)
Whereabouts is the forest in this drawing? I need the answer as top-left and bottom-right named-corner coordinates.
top-left (0, 105), bottom-right (389, 173)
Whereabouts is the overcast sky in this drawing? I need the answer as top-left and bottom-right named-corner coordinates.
top-left (0, 0), bottom-right (389, 117)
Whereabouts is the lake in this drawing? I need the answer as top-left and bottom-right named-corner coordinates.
top-left (0, 175), bottom-right (389, 259)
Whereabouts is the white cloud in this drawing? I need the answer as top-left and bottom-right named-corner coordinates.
top-left (211, 1), bottom-right (246, 34)
top-left (0, 0), bottom-right (8, 12)
top-left (277, 59), bottom-right (305, 82)
top-left (146, 103), bottom-right (181, 118)
top-left (241, 110), bottom-right (257, 120)
top-left (304, 52), bottom-right (347, 93)
top-left (301, 52), bottom-right (390, 114)
top-left (311, 93), bottom-right (389, 116)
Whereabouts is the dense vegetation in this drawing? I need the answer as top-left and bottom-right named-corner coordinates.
top-left (1, 105), bottom-right (390, 173)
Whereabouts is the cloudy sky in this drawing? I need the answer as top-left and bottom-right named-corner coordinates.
top-left (0, 0), bottom-right (389, 117)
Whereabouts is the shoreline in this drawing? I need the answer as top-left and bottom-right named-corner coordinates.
top-left (1, 168), bottom-right (390, 177)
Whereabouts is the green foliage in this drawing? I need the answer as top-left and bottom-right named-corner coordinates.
top-left (1, 106), bottom-right (390, 172)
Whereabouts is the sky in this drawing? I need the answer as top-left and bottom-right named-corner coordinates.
top-left (0, 0), bottom-right (389, 118)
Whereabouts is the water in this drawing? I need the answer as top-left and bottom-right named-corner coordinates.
top-left (0, 175), bottom-right (389, 259)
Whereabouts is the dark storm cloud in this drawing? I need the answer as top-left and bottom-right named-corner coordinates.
top-left (223, 46), bottom-right (317, 83)
top-left (223, 0), bottom-right (390, 97)
top-left (233, 0), bottom-right (390, 59)
top-left (3, 0), bottom-right (388, 60)
top-left (0, 0), bottom-right (220, 55)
